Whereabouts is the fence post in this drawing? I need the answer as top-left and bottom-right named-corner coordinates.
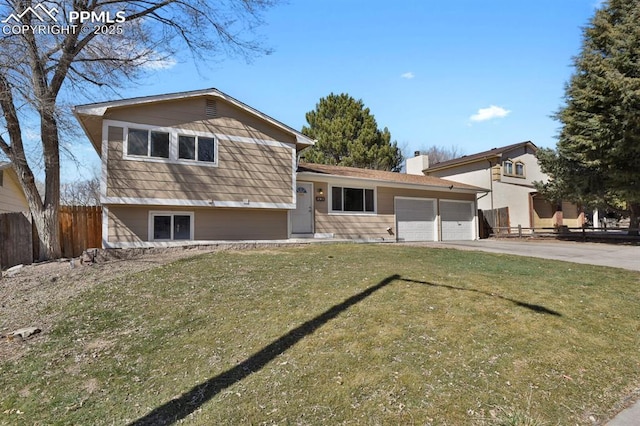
top-left (518, 225), bottom-right (522, 238)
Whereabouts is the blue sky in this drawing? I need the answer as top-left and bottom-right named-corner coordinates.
top-left (65, 0), bottom-right (602, 181)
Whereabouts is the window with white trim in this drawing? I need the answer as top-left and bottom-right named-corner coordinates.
top-left (178, 135), bottom-right (215, 163)
top-left (127, 128), bottom-right (170, 159)
top-left (123, 124), bottom-right (218, 167)
top-left (331, 186), bottom-right (375, 213)
top-left (150, 212), bottom-right (194, 241)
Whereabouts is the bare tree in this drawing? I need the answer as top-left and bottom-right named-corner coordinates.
top-left (0, 0), bottom-right (279, 260)
top-left (60, 175), bottom-right (100, 206)
top-left (418, 145), bottom-right (463, 164)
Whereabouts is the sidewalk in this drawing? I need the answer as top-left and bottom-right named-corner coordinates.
top-left (607, 401), bottom-right (640, 426)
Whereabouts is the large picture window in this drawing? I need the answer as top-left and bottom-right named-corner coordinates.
top-left (331, 186), bottom-right (375, 212)
top-left (150, 212), bottom-right (193, 241)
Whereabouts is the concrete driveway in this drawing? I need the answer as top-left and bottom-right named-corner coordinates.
top-left (420, 239), bottom-right (640, 272)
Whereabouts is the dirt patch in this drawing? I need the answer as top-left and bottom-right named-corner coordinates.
top-left (0, 242), bottom-right (313, 361)
top-left (0, 246), bottom-right (219, 361)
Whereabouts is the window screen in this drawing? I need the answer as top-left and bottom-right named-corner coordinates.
top-left (150, 131), bottom-right (170, 158)
top-left (178, 136), bottom-right (196, 160)
top-left (127, 128), bottom-right (148, 156)
top-left (173, 215), bottom-right (191, 240)
top-left (153, 216), bottom-right (171, 240)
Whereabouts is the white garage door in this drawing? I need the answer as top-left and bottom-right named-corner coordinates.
top-left (396, 198), bottom-right (437, 242)
top-left (440, 200), bottom-right (475, 241)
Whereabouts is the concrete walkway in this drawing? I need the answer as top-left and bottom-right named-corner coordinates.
top-left (416, 239), bottom-right (640, 425)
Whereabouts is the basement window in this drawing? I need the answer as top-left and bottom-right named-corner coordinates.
top-left (149, 212), bottom-right (193, 241)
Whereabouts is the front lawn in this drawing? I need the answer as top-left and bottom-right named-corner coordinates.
top-left (1, 244), bottom-right (639, 425)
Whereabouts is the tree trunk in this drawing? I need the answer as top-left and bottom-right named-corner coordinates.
top-left (37, 104), bottom-right (62, 261)
top-left (628, 202), bottom-right (640, 237)
top-left (32, 204), bottom-right (61, 261)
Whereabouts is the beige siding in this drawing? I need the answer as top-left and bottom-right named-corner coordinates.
top-left (532, 196), bottom-right (554, 229)
top-left (106, 126), bottom-right (293, 204)
top-left (561, 201), bottom-right (582, 227)
top-left (300, 180), bottom-right (476, 240)
top-left (0, 169), bottom-right (29, 213)
top-left (195, 209), bottom-right (287, 240)
top-left (377, 187), bottom-right (475, 214)
top-left (315, 213), bottom-right (395, 240)
top-left (108, 206), bottom-right (147, 243)
top-left (104, 97), bottom-right (297, 144)
top-left (107, 205), bottom-right (287, 243)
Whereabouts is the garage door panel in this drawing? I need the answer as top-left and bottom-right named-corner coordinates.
top-left (396, 198), bottom-right (436, 242)
top-left (441, 200), bottom-right (474, 241)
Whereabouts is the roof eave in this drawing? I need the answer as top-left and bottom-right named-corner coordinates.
top-left (425, 141), bottom-right (537, 173)
top-left (296, 171), bottom-right (488, 194)
top-left (73, 88), bottom-right (315, 148)
top-left (72, 109), bottom-right (102, 155)
top-left (425, 153), bottom-right (502, 173)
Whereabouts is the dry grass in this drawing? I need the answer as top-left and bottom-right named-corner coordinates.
top-left (1, 243), bottom-right (639, 425)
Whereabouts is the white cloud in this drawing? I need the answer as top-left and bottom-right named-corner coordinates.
top-left (401, 71), bottom-right (414, 79)
top-left (469, 105), bottom-right (511, 122)
top-left (141, 56), bottom-right (177, 70)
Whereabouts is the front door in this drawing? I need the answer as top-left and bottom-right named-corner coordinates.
top-left (292, 182), bottom-right (313, 234)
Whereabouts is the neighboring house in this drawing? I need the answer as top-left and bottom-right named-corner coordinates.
top-left (0, 162), bottom-right (29, 213)
top-left (411, 141), bottom-right (584, 232)
top-left (74, 88), bottom-right (486, 247)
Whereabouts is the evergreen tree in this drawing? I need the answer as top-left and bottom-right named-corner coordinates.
top-left (537, 0), bottom-right (640, 234)
top-left (301, 93), bottom-right (403, 172)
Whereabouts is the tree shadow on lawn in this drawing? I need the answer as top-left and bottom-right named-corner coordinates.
top-left (129, 274), bottom-right (560, 425)
top-left (399, 277), bottom-right (562, 316)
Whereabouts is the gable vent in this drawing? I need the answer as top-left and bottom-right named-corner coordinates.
top-left (205, 99), bottom-right (217, 118)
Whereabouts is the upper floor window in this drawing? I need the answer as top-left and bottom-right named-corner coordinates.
top-left (123, 124), bottom-right (218, 167)
top-left (503, 160), bottom-right (525, 178)
top-left (178, 135), bottom-right (215, 163)
top-left (127, 128), bottom-right (170, 159)
top-left (331, 186), bottom-right (375, 213)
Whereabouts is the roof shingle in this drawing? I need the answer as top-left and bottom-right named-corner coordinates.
top-left (297, 162), bottom-right (486, 192)
top-left (425, 141), bottom-right (536, 172)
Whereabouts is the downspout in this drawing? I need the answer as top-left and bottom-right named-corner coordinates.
top-left (488, 159), bottom-right (495, 228)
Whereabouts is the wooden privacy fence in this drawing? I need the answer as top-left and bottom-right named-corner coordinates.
top-left (478, 207), bottom-right (510, 238)
top-left (0, 206), bottom-right (102, 270)
top-left (59, 206), bottom-right (102, 259)
top-left (0, 211), bottom-right (34, 270)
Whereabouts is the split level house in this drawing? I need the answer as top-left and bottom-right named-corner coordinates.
top-left (408, 141), bottom-right (584, 234)
top-left (0, 162), bottom-right (29, 213)
top-left (73, 88), bottom-right (487, 248)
